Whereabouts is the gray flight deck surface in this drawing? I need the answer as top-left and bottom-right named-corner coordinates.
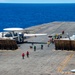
top-left (0, 22), bottom-right (75, 75)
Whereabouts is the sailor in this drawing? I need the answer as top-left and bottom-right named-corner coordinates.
top-left (22, 53), bottom-right (25, 59)
top-left (26, 51), bottom-right (29, 58)
top-left (41, 44), bottom-right (43, 50)
top-left (34, 46), bottom-right (36, 51)
top-left (47, 41), bottom-right (50, 47)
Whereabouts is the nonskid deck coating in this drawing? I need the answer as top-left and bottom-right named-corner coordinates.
top-left (0, 22), bottom-right (75, 75)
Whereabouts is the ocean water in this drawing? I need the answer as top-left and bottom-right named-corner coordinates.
top-left (0, 3), bottom-right (75, 31)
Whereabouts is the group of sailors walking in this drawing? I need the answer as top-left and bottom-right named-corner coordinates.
top-left (21, 40), bottom-right (52, 59)
top-left (22, 51), bottom-right (29, 59)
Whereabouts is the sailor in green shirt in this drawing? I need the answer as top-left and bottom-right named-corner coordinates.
top-left (41, 44), bottom-right (43, 49)
top-left (34, 46), bottom-right (36, 51)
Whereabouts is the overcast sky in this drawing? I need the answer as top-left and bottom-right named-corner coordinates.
top-left (0, 0), bottom-right (75, 3)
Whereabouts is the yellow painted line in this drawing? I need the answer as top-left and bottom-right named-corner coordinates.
top-left (62, 71), bottom-right (75, 74)
top-left (61, 72), bottom-right (72, 74)
top-left (57, 53), bottom-right (74, 73)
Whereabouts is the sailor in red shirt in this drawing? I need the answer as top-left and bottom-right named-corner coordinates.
top-left (26, 51), bottom-right (29, 58)
top-left (22, 53), bottom-right (25, 59)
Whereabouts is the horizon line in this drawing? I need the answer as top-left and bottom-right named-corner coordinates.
top-left (0, 2), bottom-right (75, 4)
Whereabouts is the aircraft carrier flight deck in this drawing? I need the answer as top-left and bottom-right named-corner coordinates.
top-left (0, 22), bottom-right (75, 75)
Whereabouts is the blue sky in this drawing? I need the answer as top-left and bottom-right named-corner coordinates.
top-left (0, 0), bottom-right (75, 3)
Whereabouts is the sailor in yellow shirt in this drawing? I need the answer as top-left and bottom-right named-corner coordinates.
top-left (47, 41), bottom-right (50, 47)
